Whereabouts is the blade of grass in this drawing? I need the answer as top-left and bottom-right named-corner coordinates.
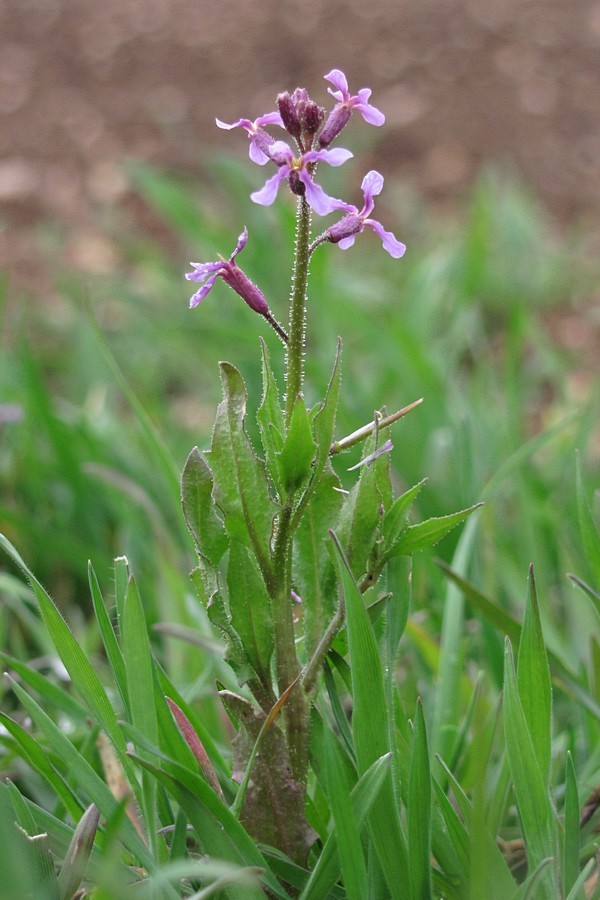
top-left (503, 639), bottom-right (558, 897)
top-left (329, 531), bottom-right (409, 897)
top-left (408, 699), bottom-right (432, 899)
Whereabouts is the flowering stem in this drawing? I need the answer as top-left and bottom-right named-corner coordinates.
top-left (285, 196), bottom-right (311, 425)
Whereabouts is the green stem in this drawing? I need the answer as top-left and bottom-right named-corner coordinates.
top-left (272, 505), bottom-right (308, 783)
top-left (285, 196), bottom-right (311, 426)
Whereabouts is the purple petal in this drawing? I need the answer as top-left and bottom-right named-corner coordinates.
top-left (189, 271), bottom-right (220, 308)
top-left (324, 68), bottom-right (349, 100)
top-left (337, 235), bottom-right (357, 251)
top-left (298, 171), bottom-right (340, 216)
top-left (365, 219), bottom-right (407, 258)
top-left (348, 439), bottom-right (394, 471)
top-left (305, 147), bottom-right (353, 167)
top-left (185, 260), bottom-right (222, 282)
top-left (250, 168), bottom-right (288, 206)
top-left (231, 227), bottom-right (248, 259)
top-left (361, 170), bottom-right (384, 198)
top-left (215, 117), bottom-right (252, 131)
top-left (255, 111), bottom-right (284, 128)
top-left (354, 97), bottom-right (386, 126)
top-left (360, 170), bottom-right (384, 216)
top-left (248, 140), bottom-right (270, 165)
top-left (268, 139), bottom-right (295, 167)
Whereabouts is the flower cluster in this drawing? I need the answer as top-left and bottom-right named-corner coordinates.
top-left (186, 69), bottom-right (405, 317)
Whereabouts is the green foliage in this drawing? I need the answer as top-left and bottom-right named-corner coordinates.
top-left (1, 153), bottom-right (599, 897)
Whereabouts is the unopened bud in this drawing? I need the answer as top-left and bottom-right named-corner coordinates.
top-left (319, 105), bottom-right (352, 147)
top-left (277, 91), bottom-right (302, 141)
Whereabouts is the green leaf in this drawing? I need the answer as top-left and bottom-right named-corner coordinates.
top-left (381, 478), bottom-right (427, 548)
top-left (227, 540), bottom-right (274, 683)
top-left (206, 362), bottom-right (277, 580)
top-left (130, 754), bottom-right (289, 899)
top-left (503, 639), bottom-right (558, 896)
top-left (311, 339), bottom-right (342, 476)
top-left (257, 338), bottom-right (285, 492)
top-left (0, 534), bottom-right (135, 784)
top-left (336, 430), bottom-right (391, 580)
top-left (408, 700), bottom-right (432, 899)
top-left (562, 753), bottom-right (580, 898)
top-left (181, 447), bottom-right (228, 567)
top-left (122, 575), bottom-right (159, 750)
top-left (576, 452), bottom-right (600, 587)
top-left (56, 803), bottom-right (100, 900)
top-left (277, 396), bottom-right (317, 494)
top-left (5, 675), bottom-right (153, 869)
top-left (385, 503), bottom-right (483, 559)
top-left (329, 532), bottom-right (409, 897)
top-left (322, 727), bottom-right (367, 900)
top-left (0, 713), bottom-right (83, 822)
top-left (293, 463), bottom-right (342, 656)
top-left (517, 565), bottom-right (552, 788)
top-left (301, 751), bottom-right (392, 900)
top-left (88, 561), bottom-right (128, 711)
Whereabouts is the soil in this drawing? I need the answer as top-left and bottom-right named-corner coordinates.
top-left (1, 0), bottom-right (600, 293)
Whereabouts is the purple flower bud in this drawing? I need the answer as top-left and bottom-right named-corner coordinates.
top-left (318, 105), bottom-right (352, 148)
top-left (278, 87), bottom-right (325, 150)
top-left (186, 227), bottom-right (269, 314)
top-left (277, 91), bottom-right (302, 141)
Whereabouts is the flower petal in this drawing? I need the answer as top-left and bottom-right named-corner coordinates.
top-left (185, 260), bottom-right (222, 282)
top-left (365, 219), bottom-right (407, 258)
top-left (250, 168), bottom-right (288, 206)
top-left (215, 117), bottom-right (252, 131)
top-left (305, 147), bottom-right (353, 167)
top-left (298, 170), bottom-right (340, 216)
top-left (355, 100), bottom-right (385, 126)
top-left (337, 235), bottom-right (357, 250)
top-left (255, 111), bottom-right (284, 128)
top-left (231, 227), bottom-right (248, 259)
top-left (324, 69), bottom-right (349, 99)
top-left (249, 140), bottom-right (270, 165)
top-left (189, 271), bottom-right (220, 308)
top-left (361, 170), bottom-right (384, 198)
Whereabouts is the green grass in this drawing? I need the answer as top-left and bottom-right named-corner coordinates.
top-left (1, 159), bottom-right (599, 896)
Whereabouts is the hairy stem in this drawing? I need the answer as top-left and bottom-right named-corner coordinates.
top-left (285, 196), bottom-right (311, 426)
top-left (272, 505), bottom-right (308, 783)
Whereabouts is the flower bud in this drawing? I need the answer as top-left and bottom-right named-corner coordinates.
top-left (277, 91), bottom-right (302, 141)
top-left (319, 105), bottom-right (352, 147)
top-left (288, 170), bottom-right (306, 198)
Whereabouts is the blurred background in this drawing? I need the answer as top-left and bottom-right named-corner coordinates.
top-left (2, 0), bottom-right (600, 290)
top-left (1, 0), bottom-right (599, 656)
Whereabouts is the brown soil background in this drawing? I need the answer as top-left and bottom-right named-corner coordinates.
top-left (1, 0), bottom-right (600, 292)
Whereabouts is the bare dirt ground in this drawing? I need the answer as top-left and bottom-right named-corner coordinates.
top-left (1, 0), bottom-right (600, 294)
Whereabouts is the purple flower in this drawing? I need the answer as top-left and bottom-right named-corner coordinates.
top-left (319, 69), bottom-right (385, 147)
top-left (216, 112), bottom-right (283, 165)
top-left (186, 227), bottom-right (269, 313)
top-left (250, 141), bottom-right (352, 215)
top-left (320, 171), bottom-right (406, 258)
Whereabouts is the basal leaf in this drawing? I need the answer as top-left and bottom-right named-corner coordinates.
top-left (206, 362), bottom-right (277, 582)
top-left (227, 540), bottom-right (274, 684)
top-left (181, 447), bottom-right (228, 567)
top-left (293, 463), bottom-right (342, 657)
top-left (257, 338), bottom-right (285, 492)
